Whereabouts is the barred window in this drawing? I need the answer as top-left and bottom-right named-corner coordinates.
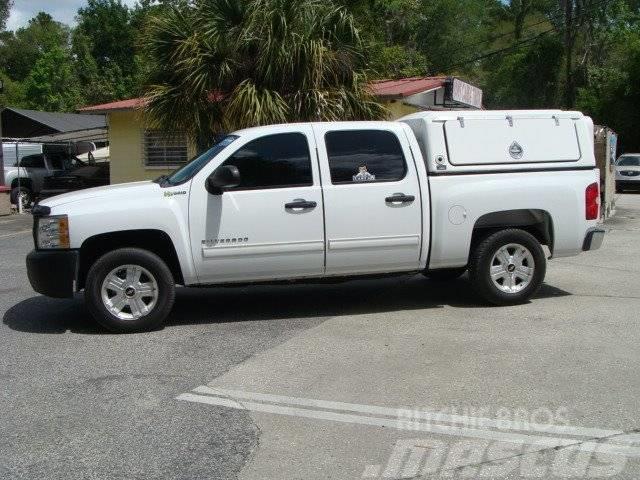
top-left (143, 130), bottom-right (188, 167)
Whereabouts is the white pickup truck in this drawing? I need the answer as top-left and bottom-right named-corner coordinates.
top-left (27, 110), bottom-right (604, 333)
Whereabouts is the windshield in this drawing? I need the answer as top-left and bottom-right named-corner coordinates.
top-left (50, 155), bottom-right (86, 170)
top-left (162, 135), bottom-right (239, 186)
top-left (617, 156), bottom-right (640, 166)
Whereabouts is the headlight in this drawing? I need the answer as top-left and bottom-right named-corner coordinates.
top-left (36, 215), bottom-right (70, 249)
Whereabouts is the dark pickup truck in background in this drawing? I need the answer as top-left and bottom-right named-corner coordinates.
top-left (39, 162), bottom-right (110, 201)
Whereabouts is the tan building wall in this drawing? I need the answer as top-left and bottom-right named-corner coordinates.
top-left (108, 110), bottom-right (195, 184)
top-left (382, 100), bottom-right (421, 119)
top-left (107, 101), bottom-right (417, 184)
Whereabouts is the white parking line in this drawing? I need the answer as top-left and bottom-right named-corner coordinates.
top-left (177, 387), bottom-right (640, 458)
top-left (191, 386), bottom-right (619, 438)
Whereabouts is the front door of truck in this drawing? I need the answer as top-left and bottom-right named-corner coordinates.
top-left (19, 154), bottom-right (47, 192)
top-left (189, 126), bottom-right (325, 284)
top-left (314, 124), bottom-right (423, 275)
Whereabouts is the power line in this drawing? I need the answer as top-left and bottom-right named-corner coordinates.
top-left (457, 12), bottom-right (558, 52)
top-left (441, 27), bottom-right (555, 71)
top-left (440, 0), bottom-right (613, 72)
top-left (450, 0), bottom-right (613, 57)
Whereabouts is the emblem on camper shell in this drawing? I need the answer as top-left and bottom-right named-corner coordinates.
top-left (509, 141), bottom-right (524, 159)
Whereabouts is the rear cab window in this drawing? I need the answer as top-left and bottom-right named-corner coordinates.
top-left (324, 130), bottom-right (407, 184)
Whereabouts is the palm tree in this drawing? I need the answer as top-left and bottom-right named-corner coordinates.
top-left (143, 0), bottom-right (386, 149)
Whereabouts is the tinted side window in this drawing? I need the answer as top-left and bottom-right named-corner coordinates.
top-left (325, 130), bottom-right (406, 184)
top-left (222, 133), bottom-right (312, 190)
top-left (20, 154), bottom-right (45, 168)
top-left (51, 156), bottom-right (82, 170)
top-left (49, 157), bottom-right (62, 169)
top-left (50, 156), bottom-right (70, 170)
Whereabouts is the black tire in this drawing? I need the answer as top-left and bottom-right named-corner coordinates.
top-left (84, 248), bottom-right (175, 333)
top-left (10, 186), bottom-right (33, 208)
top-left (423, 267), bottom-right (466, 281)
top-left (468, 229), bottom-right (546, 306)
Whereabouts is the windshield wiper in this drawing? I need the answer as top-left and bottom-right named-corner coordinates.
top-left (154, 174), bottom-right (171, 187)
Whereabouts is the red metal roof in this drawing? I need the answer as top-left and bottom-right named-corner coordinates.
top-left (78, 97), bottom-right (147, 112)
top-left (78, 92), bottom-right (225, 113)
top-left (369, 77), bottom-right (447, 99)
top-left (78, 77), bottom-right (449, 112)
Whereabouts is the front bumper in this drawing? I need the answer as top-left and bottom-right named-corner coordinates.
top-left (583, 228), bottom-right (605, 251)
top-left (26, 249), bottom-right (79, 298)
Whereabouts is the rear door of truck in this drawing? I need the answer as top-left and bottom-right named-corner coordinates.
top-left (313, 123), bottom-right (423, 275)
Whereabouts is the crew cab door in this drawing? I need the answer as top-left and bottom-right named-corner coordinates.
top-left (189, 126), bottom-right (325, 283)
top-left (314, 124), bottom-right (423, 275)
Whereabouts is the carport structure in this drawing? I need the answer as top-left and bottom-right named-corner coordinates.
top-left (0, 107), bottom-right (107, 188)
top-left (0, 107), bottom-right (108, 212)
top-left (0, 107), bottom-right (106, 140)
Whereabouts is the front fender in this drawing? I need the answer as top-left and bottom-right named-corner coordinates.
top-left (43, 181), bottom-right (198, 285)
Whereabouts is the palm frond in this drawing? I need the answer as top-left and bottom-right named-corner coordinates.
top-left (142, 0), bottom-right (385, 148)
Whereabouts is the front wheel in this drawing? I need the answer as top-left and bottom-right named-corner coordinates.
top-left (84, 248), bottom-right (176, 333)
top-left (10, 186), bottom-right (33, 208)
top-left (468, 229), bottom-right (546, 306)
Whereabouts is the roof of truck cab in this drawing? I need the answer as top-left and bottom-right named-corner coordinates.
top-left (231, 121), bottom-right (398, 136)
top-left (399, 110), bottom-right (583, 121)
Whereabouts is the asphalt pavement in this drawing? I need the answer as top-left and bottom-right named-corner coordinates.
top-left (1, 195), bottom-right (640, 479)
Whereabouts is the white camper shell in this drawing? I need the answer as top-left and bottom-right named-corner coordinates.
top-left (400, 110), bottom-right (595, 174)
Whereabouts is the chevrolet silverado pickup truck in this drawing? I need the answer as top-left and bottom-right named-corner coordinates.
top-left (26, 110), bottom-right (605, 333)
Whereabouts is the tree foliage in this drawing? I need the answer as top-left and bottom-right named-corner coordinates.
top-left (1, 0), bottom-right (640, 151)
top-left (0, 13), bottom-right (70, 82)
top-left (0, 0), bottom-right (11, 30)
top-left (483, 36), bottom-right (564, 108)
top-left (576, 6), bottom-right (640, 151)
top-left (22, 47), bottom-right (83, 111)
top-left (143, 0), bottom-right (386, 147)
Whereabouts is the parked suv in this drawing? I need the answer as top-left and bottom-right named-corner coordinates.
top-left (615, 154), bottom-right (640, 192)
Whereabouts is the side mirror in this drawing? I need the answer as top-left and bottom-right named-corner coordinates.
top-left (206, 165), bottom-right (241, 195)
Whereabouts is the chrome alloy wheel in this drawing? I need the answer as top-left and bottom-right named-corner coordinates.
top-left (490, 243), bottom-right (535, 294)
top-left (18, 190), bottom-right (32, 208)
top-left (101, 264), bottom-right (158, 320)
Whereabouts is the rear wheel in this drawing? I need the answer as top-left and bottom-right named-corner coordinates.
top-left (84, 248), bottom-right (175, 333)
top-left (469, 229), bottom-right (545, 305)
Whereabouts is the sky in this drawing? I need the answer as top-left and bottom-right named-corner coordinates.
top-left (6, 0), bottom-right (139, 31)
